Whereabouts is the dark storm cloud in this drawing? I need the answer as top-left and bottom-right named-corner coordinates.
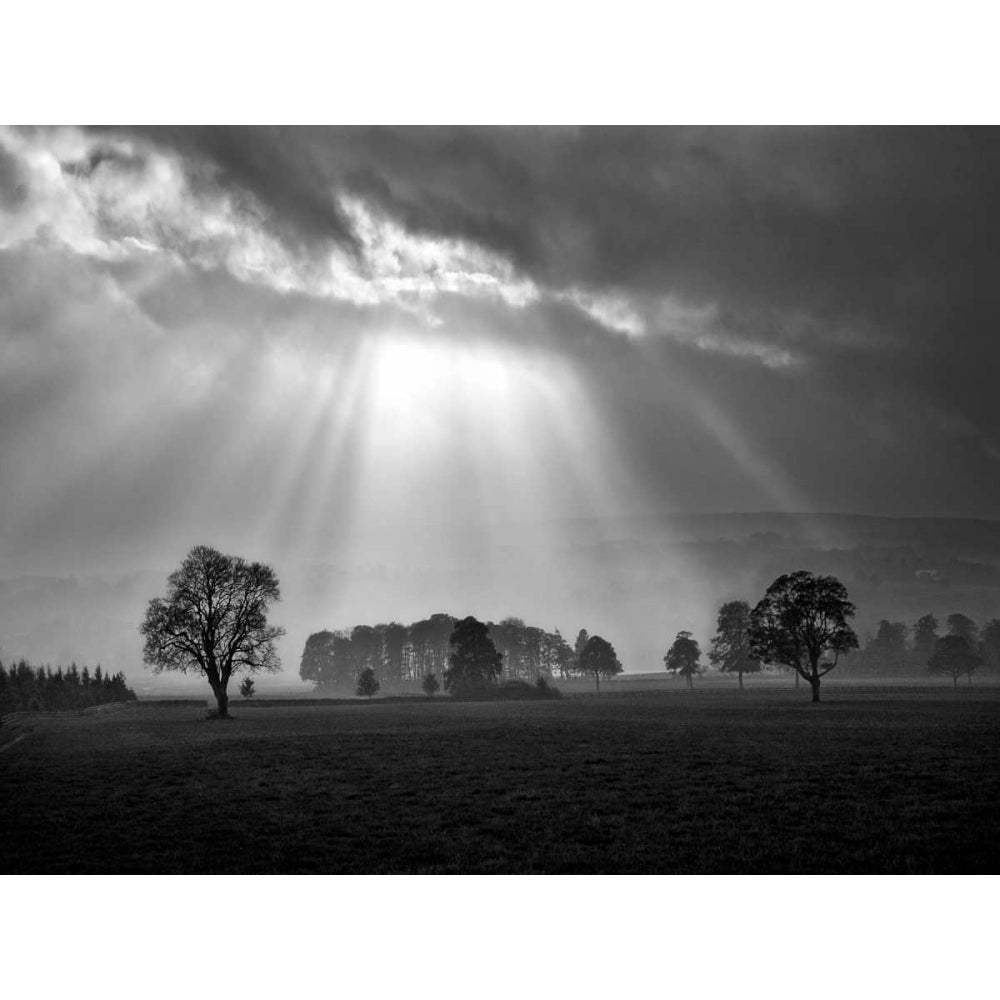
top-left (98, 125), bottom-right (363, 258)
top-left (99, 125), bottom-right (1000, 505)
top-left (114, 126), bottom-right (1000, 312)
top-left (111, 127), bottom-right (1000, 352)
top-left (6, 125), bottom-right (1000, 524)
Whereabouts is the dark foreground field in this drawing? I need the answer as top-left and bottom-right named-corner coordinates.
top-left (2, 689), bottom-right (999, 873)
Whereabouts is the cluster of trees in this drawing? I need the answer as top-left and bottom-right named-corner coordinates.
top-left (140, 546), bottom-right (996, 714)
top-left (845, 613), bottom-right (1000, 685)
top-left (300, 615), bottom-right (622, 693)
top-left (139, 547), bottom-right (619, 711)
top-left (443, 616), bottom-right (619, 697)
top-left (667, 571), bottom-right (860, 702)
top-left (300, 614), bottom-right (454, 692)
top-left (338, 617), bottom-right (574, 700)
top-left (669, 571), bottom-right (998, 698)
top-left (0, 660), bottom-right (136, 715)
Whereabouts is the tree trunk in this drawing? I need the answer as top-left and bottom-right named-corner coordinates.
top-left (595, 673), bottom-right (600, 693)
top-left (794, 670), bottom-right (800, 689)
top-left (212, 683), bottom-right (229, 718)
top-left (686, 673), bottom-right (693, 689)
top-left (809, 675), bottom-right (821, 703)
top-left (953, 675), bottom-right (958, 688)
top-left (738, 670), bottom-right (744, 691)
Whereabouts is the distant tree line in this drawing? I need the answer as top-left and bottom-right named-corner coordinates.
top-left (844, 612), bottom-right (1000, 685)
top-left (0, 660), bottom-right (137, 715)
top-left (670, 579), bottom-right (999, 697)
top-left (300, 615), bottom-right (621, 693)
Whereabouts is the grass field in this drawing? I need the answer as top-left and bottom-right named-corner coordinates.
top-left (2, 688), bottom-right (999, 873)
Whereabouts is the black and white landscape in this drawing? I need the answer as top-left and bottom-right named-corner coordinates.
top-left (2, 126), bottom-right (999, 877)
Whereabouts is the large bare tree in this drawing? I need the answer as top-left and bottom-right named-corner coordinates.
top-left (140, 545), bottom-right (285, 717)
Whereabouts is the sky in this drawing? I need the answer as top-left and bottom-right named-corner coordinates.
top-left (2, 125), bottom-right (999, 674)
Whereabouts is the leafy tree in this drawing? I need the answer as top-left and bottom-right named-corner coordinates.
top-left (929, 634), bottom-right (982, 687)
top-left (748, 570), bottom-right (859, 703)
top-left (982, 619), bottom-right (1000, 674)
top-left (421, 672), bottom-right (440, 697)
top-left (664, 630), bottom-right (702, 688)
top-left (946, 613), bottom-right (979, 648)
top-left (445, 617), bottom-right (502, 697)
top-left (523, 625), bottom-right (545, 679)
top-left (410, 614), bottom-right (456, 680)
top-left (239, 677), bottom-right (256, 699)
top-left (140, 545), bottom-right (285, 718)
top-left (911, 614), bottom-right (939, 672)
top-left (356, 666), bottom-right (380, 699)
top-left (578, 635), bottom-right (622, 692)
top-left (708, 600), bottom-right (760, 690)
top-left (380, 622), bottom-right (408, 686)
top-left (299, 629), bottom-right (354, 691)
top-left (865, 619), bottom-right (908, 676)
top-left (487, 618), bottom-right (552, 682)
top-left (545, 629), bottom-right (576, 679)
top-left (488, 617), bottom-right (524, 681)
top-left (299, 630), bottom-right (336, 687)
top-left (350, 625), bottom-right (381, 682)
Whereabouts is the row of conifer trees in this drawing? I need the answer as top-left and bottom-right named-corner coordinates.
top-left (0, 660), bottom-right (137, 714)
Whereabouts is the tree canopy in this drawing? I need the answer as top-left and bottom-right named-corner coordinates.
top-left (578, 635), bottom-right (622, 692)
top-left (299, 614), bottom-right (575, 692)
top-left (140, 545), bottom-right (285, 717)
top-left (665, 630), bottom-right (702, 687)
top-left (864, 619), bottom-right (908, 676)
top-left (946, 613), bottom-right (979, 647)
top-left (910, 614), bottom-right (940, 672)
top-left (748, 570), bottom-right (858, 702)
top-left (356, 666), bottom-right (380, 698)
top-left (445, 616), bottom-right (502, 697)
top-left (928, 634), bottom-right (982, 687)
top-left (707, 600), bottom-right (761, 689)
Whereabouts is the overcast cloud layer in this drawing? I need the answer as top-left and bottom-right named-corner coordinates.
top-left (1, 125), bottom-right (999, 588)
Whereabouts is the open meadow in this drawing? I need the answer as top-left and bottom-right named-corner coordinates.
top-left (2, 687), bottom-right (999, 874)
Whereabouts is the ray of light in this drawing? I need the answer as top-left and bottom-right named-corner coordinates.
top-left (247, 336), bottom-right (370, 562)
top-left (634, 339), bottom-right (813, 517)
top-left (278, 335), bottom-right (379, 570)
